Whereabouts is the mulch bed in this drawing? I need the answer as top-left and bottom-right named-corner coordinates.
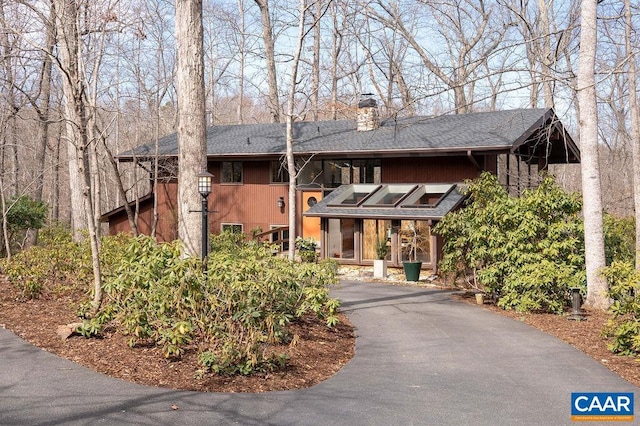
top-left (0, 278), bottom-right (355, 393)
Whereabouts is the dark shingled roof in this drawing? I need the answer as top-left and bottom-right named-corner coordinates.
top-left (118, 108), bottom-right (576, 161)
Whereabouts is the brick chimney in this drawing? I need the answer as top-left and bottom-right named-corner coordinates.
top-left (357, 97), bottom-right (380, 131)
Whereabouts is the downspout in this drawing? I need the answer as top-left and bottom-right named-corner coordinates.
top-left (466, 150), bottom-right (482, 171)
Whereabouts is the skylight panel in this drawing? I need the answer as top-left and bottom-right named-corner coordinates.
top-left (400, 184), bottom-right (456, 208)
top-left (328, 184), bottom-right (380, 206)
top-left (362, 184), bottom-right (417, 207)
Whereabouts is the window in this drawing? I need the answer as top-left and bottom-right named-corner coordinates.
top-left (297, 159), bottom-right (382, 188)
top-left (297, 160), bottom-right (323, 186)
top-left (352, 159), bottom-right (381, 184)
top-left (399, 220), bottom-right (431, 263)
top-left (327, 218), bottom-right (355, 259)
top-left (363, 219), bottom-right (391, 260)
top-left (271, 161), bottom-right (289, 183)
top-left (400, 184), bottom-right (455, 208)
top-left (330, 159), bottom-right (381, 186)
top-left (221, 223), bottom-right (243, 234)
top-left (222, 161), bottom-right (243, 183)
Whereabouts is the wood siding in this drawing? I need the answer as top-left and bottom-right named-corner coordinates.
top-left (382, 155), bottom-right (485, 183)
top-left (107, 155), bottom-right (498, 242)
top-left (107, 183), bottom-right (178, 242)
top-left (210, 160), bottom-right (289, 235)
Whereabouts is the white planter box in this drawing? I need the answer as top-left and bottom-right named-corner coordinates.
top-left (373, 259), bottom-right (387, 278)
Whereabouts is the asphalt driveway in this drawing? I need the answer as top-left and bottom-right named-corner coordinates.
top-left (1, 280), bottom-right (637, 425)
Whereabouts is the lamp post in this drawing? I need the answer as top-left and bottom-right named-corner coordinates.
top-left (197, 170), bottom-right (214, 260)
top-left (567, 287), bottom-right (585, 321)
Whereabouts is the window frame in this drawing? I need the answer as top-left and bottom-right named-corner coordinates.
top-left (221, 223), bottom-right (243, 233)
top-left (221, 161), bottom-right (243, 184)
top-left (270, 161), bottom-right (289, 184)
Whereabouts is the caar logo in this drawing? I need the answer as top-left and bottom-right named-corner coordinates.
top-left (571, 392), bottom-right (634, 422)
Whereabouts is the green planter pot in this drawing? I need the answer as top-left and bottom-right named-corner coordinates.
top-left (403, 261), bottom-right (422, 281)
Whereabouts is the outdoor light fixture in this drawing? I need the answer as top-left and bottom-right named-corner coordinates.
top-left (277, 196), bottom-right (285, 209)
top-left (197, 170), bottom-right (213, 198)
top-left (197, 170), bottom-right (214, 260)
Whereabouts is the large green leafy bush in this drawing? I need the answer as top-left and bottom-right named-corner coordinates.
top-left (0, 225), bottom-right (91, 298)
top-left (434, 173), bottom-right (585, 313)
top-left (0, 195), bottom-right (48, 256)
top-left (602, 262), bottom-right (640, 356)
top-left (80, 233), bottom-right (340, 376)
top-left (603, 214), bottom-right (635, 265)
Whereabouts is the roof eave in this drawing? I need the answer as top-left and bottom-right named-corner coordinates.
top-left (116, 146), bottom-right (513, 162)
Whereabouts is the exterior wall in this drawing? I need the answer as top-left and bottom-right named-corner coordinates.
top-left (155, 183), bottom-right (179, 241)
top-left (382, 155), bottom-right (486, 183)
top-left (209, 160), bottom-right (289, 235)
top-left (108, 209), bottom-right (144, 236)
top-left (106, 183), bottom-right (178, 242)
top-left (107, 154), bottom-right (498, 255)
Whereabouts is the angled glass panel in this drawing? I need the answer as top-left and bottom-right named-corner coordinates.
top-left (327, 184), bottom-right (380, 206)
top-left (362, 184), bottom-right (417, 207)
top-left (400, 184), bottom-right (456, 208)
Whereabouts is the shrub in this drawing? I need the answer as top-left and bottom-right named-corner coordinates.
top-left (295, 236), bottom-right (318, 263)
top-left (603, 214), bottom-right (635, 266)
top-left (0, 195), bottom-right (48, 255)
top-left (375, 237), bottom-right (390, 260)
top-left (3, 195), bottom-right (47, 232)
top-left (434, 173), bottom-right (585, 313)
top-left (602, 261), bottom-right (640, 356)
top-left (0, 225), bottom-right (91, 299)
top-left (83, 233), bottom-right (340, 376)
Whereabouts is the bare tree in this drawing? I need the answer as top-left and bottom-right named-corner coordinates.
top-left (284, 0), bottom-right (308, 260)
top-left (237, 0), bottom-right (247, 124)
top-left (577, 0), bottom-right (608, 309)
top-left (254, 0), bottom-right (281, 122)
top-left (54, 0), bottom-right (102, 312)
top-left (624, 0), bottom-right (640, 268)
top-left (364, 0), bottom-right (507, 114)
top-left (310, 0), bottom-right (322, 120)
top-left (175, 0), bottom-right (207, 257)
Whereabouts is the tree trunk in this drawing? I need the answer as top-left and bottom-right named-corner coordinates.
top-left (175, 0), bottom-right (207, 257)
top-left (55, 0), bottom-right (86, 241)
top-left (311, 0), bottom-right (321, 121)
top-left (34, 1), bottom-right (56, 205)
top-left (54, 0), bottom-right (102, 313)
top-left (286, 116), bottom-right (297, 262)
top-left (285, 0), bottom-right (308, 261)
top-left (625, 0), bottom-right (640, 269)
top-left (538, 0), bottom-right (555, 108)
top-left (255, 0), bottom-right (280, 123)
top-left (237, 0), bottom-right (246, 124)
top-left (577, 0), bottom-right (608, 309)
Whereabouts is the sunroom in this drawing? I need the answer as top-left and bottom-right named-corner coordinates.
top-left (303, 183), bottom-right (466, 272)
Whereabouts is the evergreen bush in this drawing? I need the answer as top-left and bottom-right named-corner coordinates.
top-left (81, 233), bottom-right (340, 376)
top-left (602, 262), bottom-right (640, 356)
top-left (434, 172), bottom-right (585, 313)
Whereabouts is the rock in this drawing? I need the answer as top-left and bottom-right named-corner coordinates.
top-left (56, 322), bottom-right (83, 340)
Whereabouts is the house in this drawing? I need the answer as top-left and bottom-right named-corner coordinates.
top-left (103, 101), bottom-right (580, 272)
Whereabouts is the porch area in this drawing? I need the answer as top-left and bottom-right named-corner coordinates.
top-left (304, 183), bottom-right (466, 272)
